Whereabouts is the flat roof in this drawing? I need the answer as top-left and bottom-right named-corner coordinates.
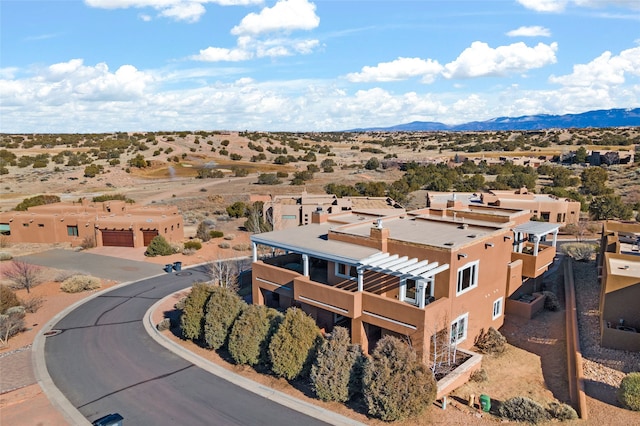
top-left (608, 257), bottom-right (640, 278)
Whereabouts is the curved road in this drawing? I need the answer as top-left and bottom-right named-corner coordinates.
top-left (44, 265), bottom-right (330, 425)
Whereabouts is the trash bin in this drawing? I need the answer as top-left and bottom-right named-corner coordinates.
top-left (479, 394), bottom-right (491, 412)
top-left (164, 264), bottom-right (173, 273)
top-left (92, 413), bottom-right (124, 426)
top-left (173, 261), bottom-right (182, 272)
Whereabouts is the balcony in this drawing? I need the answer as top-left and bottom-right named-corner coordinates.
top-left (511, 243), bottom-right (556, 278)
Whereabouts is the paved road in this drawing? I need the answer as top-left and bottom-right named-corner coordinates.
top-left (44, 265), bottom-right (330, 425)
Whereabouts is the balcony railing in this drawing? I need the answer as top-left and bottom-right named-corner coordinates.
top-left (511, 243), bottom-right (556, 278)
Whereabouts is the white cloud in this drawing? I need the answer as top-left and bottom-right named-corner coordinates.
top-left (506, 26), bottom-right (551, 37)
top-left (231, 0), bottom-right (319, 35)
top-left (549, 46), bottom-right (640, 87)
top-left (346, 57), bottom-right (444, 83)
top-left (443, 41), bottom-right (558, 78)
top-left (517, 0), bottom-right (568, 12)
top-left (191, 47), bottom-right (253, 62)
top-left (159, 2), bottom-right (206, 23)
top-left (517, 0), bottom-right (640, 12)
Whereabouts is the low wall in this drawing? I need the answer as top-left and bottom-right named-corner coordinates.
top-left (564, 259), bottom-right (588, 420)
top-left (505, 292), bottom-right (545, 319)
top-left (436, 349), bottom-right (482, 400)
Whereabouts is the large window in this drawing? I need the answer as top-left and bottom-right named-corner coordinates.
top-left (67, 225), bottom-right (79, 237)
top-left (493, 297), bottom-right (503, 320)
top-left (450, 313), bottom-right (468, 344)
top-left (456, 260), bottom-right (479, 295)
top-left (335, 262), bottom-right (357, 280)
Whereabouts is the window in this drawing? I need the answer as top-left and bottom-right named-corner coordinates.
top-left (456, 261), bottom-right (479, 295)
top-left (493, 297), bottom-right (503, 320)
top-left (335, 262), bottom-right (357, 280)
top-left (405, 278), bottom-right (417, 303)
top-left (0, 223), bottom-right (10, 236)
top-left (282, 215), bottom-right (297, 220)
top-left (451, 313), bottom-right (468, 344)
top-left (67, 225), bottom-right (79, 237)
top-left (38, 224), bottom-right (45, 228)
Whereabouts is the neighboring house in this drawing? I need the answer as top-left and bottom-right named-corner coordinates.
top-left (250, 195), bottom-right (560, 362)
top-left (261, 191), bottom-right (404, 230)
top-left (598, 221), bottom-right (640, 352)
top-left (424, 189), bottom-right (580, 226)
top-left (0, 199), bottom-right (183, 248)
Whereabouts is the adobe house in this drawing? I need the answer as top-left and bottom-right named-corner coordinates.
top-left (249, 194), bottom-right (560, 363)
top-left (598, 221), bottom-right (640, 351)
top-left (0, 198), bottom-right (183, 248)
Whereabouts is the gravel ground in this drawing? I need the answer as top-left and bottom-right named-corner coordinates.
top-left (573, 260), bottom-right (640, 388)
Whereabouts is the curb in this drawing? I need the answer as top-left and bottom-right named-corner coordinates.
top-left (144, 290), bottom-right (366, 426)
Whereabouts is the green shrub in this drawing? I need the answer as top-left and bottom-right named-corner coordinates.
top-left (183, 240), bottom-right (202, 251)
top-left (209, 230), bottom-right (224, 239)
top-left (310, 327), bottom-right (364, 402)
top-left (60, 275), bottom-right (102, 293)
top-left (474, 327), bottom-right (507, 355)
top-left (547, 402), bottom-right (578, 420)
top-left (542, 291), bottom-right (561, 311)
top-left (228, 305), bottom-right (282, 366)
top-left (145, 235), bottom-right (175, 257)
top-left (268, 308), bottom-right (321, 380)
top-left (363, 335), bottom-right (437, 421)
top-left (15, 194), bottom-right (60, 211)
top-left (92, 193), bottom-right (134, 203)
top-left (498, 396), bottom-right (549, 424)
top-left (618, 372), bottom-right (640, 411)
top-left (180, 283), bottom-right (215, 341)
top-left (203, 287), bottom-right (245, 350)
top-left (0, 285), bottom-right (20, 313)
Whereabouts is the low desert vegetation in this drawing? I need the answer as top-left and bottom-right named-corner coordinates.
top-left (498, 396), bottom-right (549, 424)
top-left (618, 372), bottom-right (640, 411)
top-left (60, 275), bottom-right (102, 293)
top-left (474, 327), bottom-right (507, 355)
top-left (561, 242), bottom-right (598, 261)
top-left (145, 235), bottom-right (176, 257)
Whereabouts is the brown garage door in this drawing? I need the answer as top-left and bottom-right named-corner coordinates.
top-left (101, 230), bottom-right (134, 247)
top-left (142, 230), bottom-right (159, 246)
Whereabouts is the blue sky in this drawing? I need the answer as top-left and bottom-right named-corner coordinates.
top-left (1, 0), bottom-right (639, 133)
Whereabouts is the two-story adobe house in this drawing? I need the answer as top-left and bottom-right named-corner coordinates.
top-left (249, 196), bottom-right (560, 362)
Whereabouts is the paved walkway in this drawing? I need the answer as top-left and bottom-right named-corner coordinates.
top-left (0, 347), bottom-right (36, 394)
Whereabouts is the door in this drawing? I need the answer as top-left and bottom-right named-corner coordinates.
top-left (101, 230), bottom-right (134, 247)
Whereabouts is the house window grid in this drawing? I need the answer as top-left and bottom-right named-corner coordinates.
top-left (451, 313), bottom-right (468, 344)
top-left (493, 297), bottom-right (503, 320)
top-left (67, 225), bottom-right (79, 237)
top-left (456, 260), bottom-right (479, 296)
top-left (335, 262), bottom-right (357, 280)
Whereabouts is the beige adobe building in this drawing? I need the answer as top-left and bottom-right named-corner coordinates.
top-left (250, 195), bottom-right (560, 363)
top-left (598, 221), bottom-right (640, 352)
top-left (426, 189), bottom-right (580, 226)
top-left (0, 199), bottom-right (183, 248)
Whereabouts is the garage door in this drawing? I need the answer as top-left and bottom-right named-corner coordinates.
top-left (101, 230), bottom-right (134, 247)
top-left (142, 230), bottom-right (159, 246)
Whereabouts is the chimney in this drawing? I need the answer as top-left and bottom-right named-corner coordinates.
top-left (370, 219), bottom-right (389, 251)
top-left (311, 206), bottom-right (328, 224)
top-left (446, 192), bottom-right (464, 210)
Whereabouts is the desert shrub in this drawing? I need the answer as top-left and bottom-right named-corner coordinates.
top-left (60, 275), bottom-right (102, 293)
top-left (182, 248), bottom-right (197, 256)
top-left (618, 372), bottom-right (640, 411)
top-left (53, 270), bottom-right (77, 282)
top-left (157, 318), bottom-right (171, 331)
top-left (196, 220), bottom-right (216, 242)
top-left (542, 291), bottom-right (561, 311)
top-left (363, 335), bottom-right (437, 421)
top-left (180, 283), bottom-right (215, 341)
top-left (183, 240), bottom-right (202, 251)
top-left (0, 285), bottom-right (20, 313)
top-left (0, 306), bottom-right (26, 343)
top-left (22, 295), bottom-right (45, 313)
top-left (218, 242), bottom-right (231, 249)
top-left (209, 230), bottom-right (224, 239)
top-left (224, 234), bottom-right (236, 240)
top-left (145, 235), bottom-right (175, 257)
top-left (80, 235), bottom-right (96, 249)
top-left (498, 396), bottom-right (549, 424)
top-left (174, 296), bottom-right (187, 311)
top-left (203, 286), bottom-right (245, 350)
top-left (547, 402), bottom-right (578, 420)
top-left (228, 304), bottom-right (283, 366)
top-left (470, 368), bottom-right (489, 383)
top-left (560, 243), bottom-right (597, 261)
top-left (310, 327), bottom-right (364, 402)
top-left (268, 308), bottom-right (321, 380)
top-left (474, 327), bottom-right (507, 355)
top-left (232, 243), bottom-right (251, 251)
top-left (0, 252), bottom-right (12, 261)
top-left (15, 194), bottom-right (60, 211)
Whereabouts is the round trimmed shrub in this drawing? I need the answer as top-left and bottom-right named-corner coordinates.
top-left (547, 402), bottom-right (578, 420)
top-left (180, 283), bottom-right (214, 341)
top-left (60, 275), bottom-right (102, 293)
top-left (145, 235), bottom-right (175, 257)
top-left (363, 335), bottom-right (437, 421)
top-left (183, 240), bottom-right (202, 251)
top-left (203, 286), bottom-right (245, 350)
top-left (228, 305), bottom-right (283, 366)
top-left (498, 396), bottom-right (549, 424)
top-left (618, 372), bottom-right (640, 411)
top-left (0, 285), bottom-right (20, 313)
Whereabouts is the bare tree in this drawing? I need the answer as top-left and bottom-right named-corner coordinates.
top-left (206, 257), bottom-right (239, 292)
top-left (2, 261), bottom-right (43, 294)
top-left (0, 307), bottom-right (26, 346)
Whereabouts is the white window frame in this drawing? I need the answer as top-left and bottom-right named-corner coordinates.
top-left (492, 297), bottom-right (503, 320)
top-left (450, 313), bottom-right (468, 345)
top-left (335, 262), bottom-right (357, 280)
top-left (456, 260), bottom-right (479, 296)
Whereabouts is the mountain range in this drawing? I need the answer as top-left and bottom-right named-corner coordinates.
top-left (349, 108), bottom-right (640, 132)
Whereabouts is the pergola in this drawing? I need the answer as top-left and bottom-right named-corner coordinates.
top-left (512, 221), bottom-right (560, 254)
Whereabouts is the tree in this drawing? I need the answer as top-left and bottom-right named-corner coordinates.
top-left (589, 194), bottom-right (633, 220)
top-left (0, 306), bottom-right (25, 346)
top-left (144, 235), bottom-right (175, 257)
top-left (268, 308), bottom-right (321, 380)
top-left (203, 286), bottom-right (245, 350)
top-left (196, 219), bottom-right (216, 242)
top-left (2, 261), bottom-right (43, 294)
top-left (575, 146), bottom-right (588, 164)
top-left (580, 167), bottom-right (612, 196)
top-left (310, 327), bottom-right (364, 402)
top-left (226, 201), bottom-right (247, 218)
top-left (244, 202), bottom-right (272, 233)
top-left (128, 154), bottom-right (148, 168)
top-left (362, 335), bottom-right (437, 421)
top-left (206, 258), bottom-right (239, 291)
top-left (83, 164), bottom-right (102, 178)
top-left (228, 305), bottom-right (282, 367)
top-left (257, 173), bottom-right (281, 185)
top-left (364, 157), bottom-right (380, 170)
top-left (15, 194), bottom-right (60, 211)
top-left (180, 283), bottom-right (214, 341)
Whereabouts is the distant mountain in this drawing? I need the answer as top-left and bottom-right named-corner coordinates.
top-left (349, 108), bottom-right (640, 132)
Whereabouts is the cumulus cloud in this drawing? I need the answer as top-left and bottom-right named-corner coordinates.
top-left (506, 26), bottom-right (551, 37)
top-left (549, 46), bottom-right (640, 87)
top-left (84, 0), bottom-right (262, 22)
top-left (231, 0), bottom-right (320, 35)
top-left (346, 57), bottom-right (443, 83)
top-left (516, 0), bottom-right (568, 12)
top-left (443, 41), bottom-right (558, 78)
top-left (517, 0), bottom-right (640, 12)
top-left (191, 47), bottom-right (253, 62)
